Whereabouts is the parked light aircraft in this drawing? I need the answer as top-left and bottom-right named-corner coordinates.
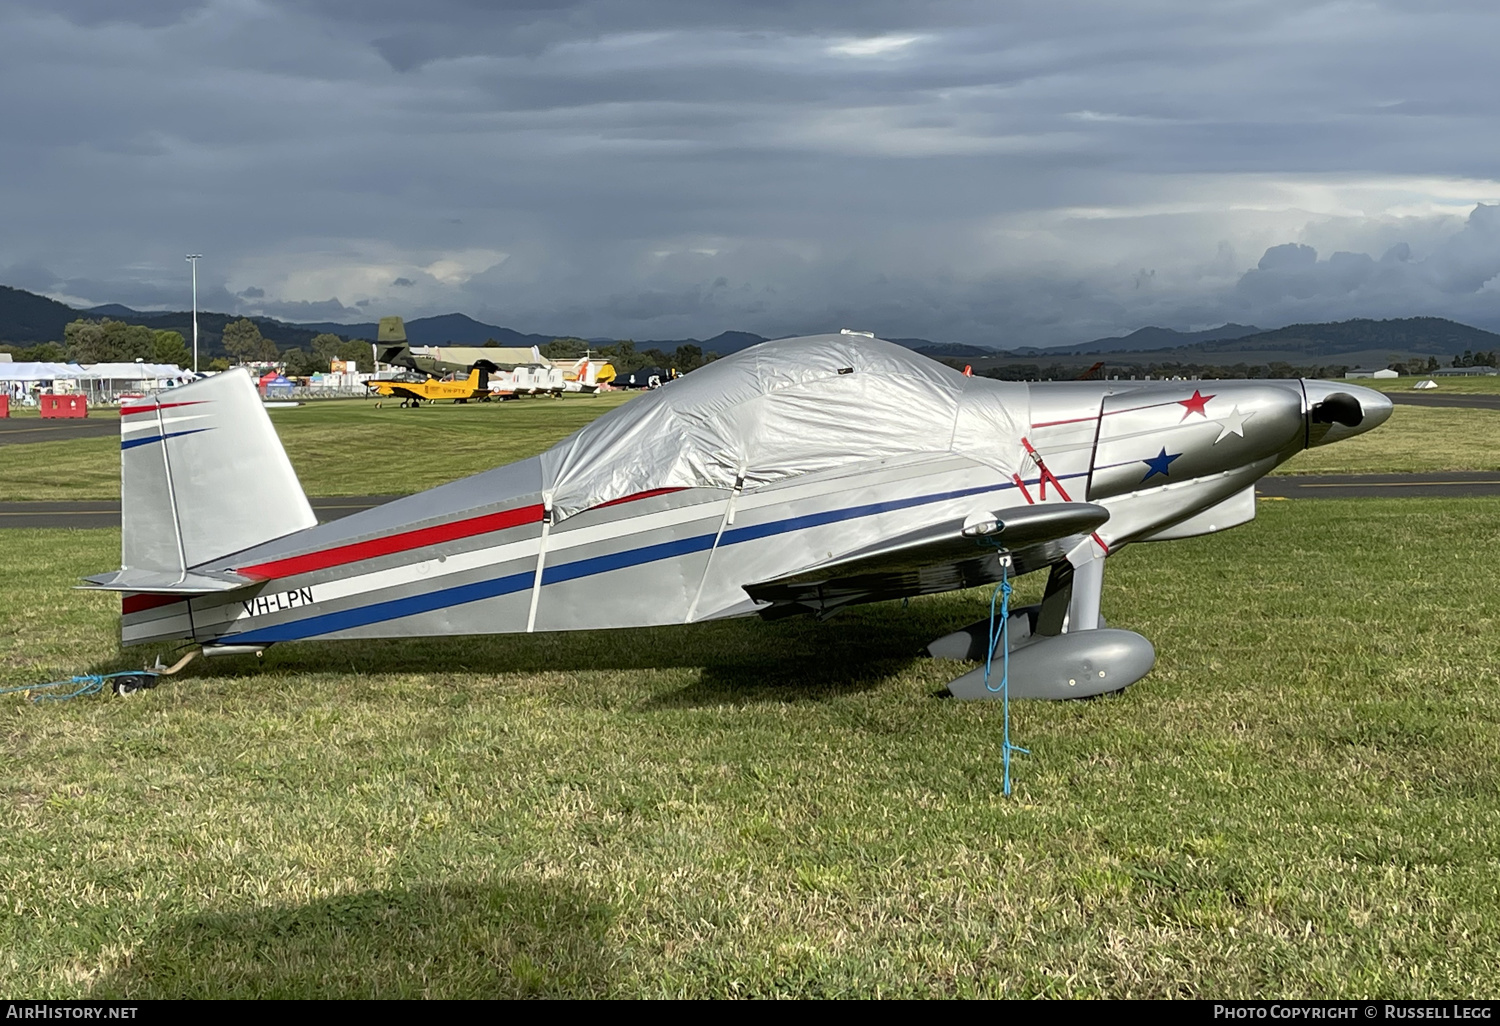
top-left (88, 333), bottom-right (1390, 699)
top-left (560, 355), bottom-right (616, 393)
top-left (493, 363), bottom-right (565, 398)
top-left (366, 363), bottom-right (495, 406)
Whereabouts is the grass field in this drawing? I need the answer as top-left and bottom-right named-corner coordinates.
top-left (1375, 375), bottom-right (1500, 394)
top-left (1272, 404), bottom-right (1500, 475)
top-left (3, 390), bottom-right (1499, 502)
top-left (2, 498), bottom-right (1498, 998)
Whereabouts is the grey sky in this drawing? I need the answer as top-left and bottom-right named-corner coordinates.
top-left (3, 0), bottom-right (1499, 345)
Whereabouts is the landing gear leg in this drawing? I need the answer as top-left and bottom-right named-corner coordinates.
top-left (1064, 538), bottom-right (1105, 633)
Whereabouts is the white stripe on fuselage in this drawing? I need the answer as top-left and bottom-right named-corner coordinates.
top-left (121, 412), bottom-right (215, 434)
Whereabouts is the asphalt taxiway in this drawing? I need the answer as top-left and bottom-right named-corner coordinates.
top-left (1386, 392), bottom-right (1500, 412)
top-left (0, 496), bottom-right (400, 530)
top-left (0, 416), bottom-right (120, 445)
top-left (1253, 472), bottom-right (1500, 499)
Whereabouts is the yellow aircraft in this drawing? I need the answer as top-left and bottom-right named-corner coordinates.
top-left (367, 362), bottom-right (497, 407)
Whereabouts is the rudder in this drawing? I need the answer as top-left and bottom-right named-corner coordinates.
top-left (118, 368), bottom-right (316, 578)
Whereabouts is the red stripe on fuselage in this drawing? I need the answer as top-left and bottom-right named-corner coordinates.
top-left (1031, 413), bottom-right (1101, 429)
top-left (121, 401), bottom-right (209, 417)
top-left (122, 593), bottom-right (186, 615)
top-left (236, 504), bottom-right (546, 580)
top-left (589, 487), bottom-right (686, 511)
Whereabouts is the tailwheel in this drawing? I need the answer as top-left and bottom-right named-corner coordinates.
top-left (112, 673), bottom-right (159, 697)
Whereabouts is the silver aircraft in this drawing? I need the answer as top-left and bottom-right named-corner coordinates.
top-left (86, 333), bottom-right (1391, 699)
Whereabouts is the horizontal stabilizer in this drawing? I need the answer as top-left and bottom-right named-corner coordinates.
top-left (82, 567), bottom-right (257, 593)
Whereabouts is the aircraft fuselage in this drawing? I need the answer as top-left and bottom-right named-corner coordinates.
top-left (117, 376), bottom-right (1391, 655)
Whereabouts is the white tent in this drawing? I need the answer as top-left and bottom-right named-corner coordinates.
top-left (74, 364), bottom-right (196, 402)
top-left (0, 361), bottom-right (87, 381)
top-left (78, 363), bottom-right (194, 383)
top-left (0, 362), bottom-right (193, 382)
top-left (0, 361), bottom-right (195, 403)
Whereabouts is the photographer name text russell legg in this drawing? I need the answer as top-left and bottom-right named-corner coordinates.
top-left (1383, 1012), bottom-right (1491, 1021)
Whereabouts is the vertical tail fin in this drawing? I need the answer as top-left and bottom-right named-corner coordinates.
top-left (471, 360), bottom-right (498, 393)
top-left (120, 368), bottom-right (315, 577)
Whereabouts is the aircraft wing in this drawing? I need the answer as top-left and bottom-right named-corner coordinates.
top-left (744, 501), bottom-right (1108, 614)
top-left (378, 345), bottom-right (423, 373)
top-left (372, 384), bottom-right (424, 402)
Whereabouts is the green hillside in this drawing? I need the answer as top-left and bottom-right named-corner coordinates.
top-left (0, 287), bottom-right (336, 355)
top-left (1190, 318), bottom-right (1500, 358)
top-left (0, 285), bottom-right (79, 345)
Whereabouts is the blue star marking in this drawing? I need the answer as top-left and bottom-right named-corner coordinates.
top-left (1141, 447), bottom-right (1181, 482)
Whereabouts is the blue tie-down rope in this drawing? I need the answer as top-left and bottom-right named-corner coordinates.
top-left (0, 671), bottom-right (158, 704)
top-left (982, 557), bottom-right (1030, 796)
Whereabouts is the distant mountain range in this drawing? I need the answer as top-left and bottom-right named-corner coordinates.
top-left (956, 317), bottom-right (1500, 377)
top-left (1017, 324), bottom-right (1265, 356)
top-left (0, 286), bottom-right (332, 352)
top-left (0, 286), bottom-right (962, 357)
top-left (1171, 317), bottom-right (1500, 357)
top-left (1039, 318), bottom-right (1500, 360)
top-left (3, 284), bottom-right (1497, 364)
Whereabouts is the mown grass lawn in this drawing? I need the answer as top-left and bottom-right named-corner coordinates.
top-left (2, 498), bottom-right (1497, 998)
top-left (1376, 375), bottom-right (1500, 394)
top-left (1271, 404), bottom-right (1500, 475)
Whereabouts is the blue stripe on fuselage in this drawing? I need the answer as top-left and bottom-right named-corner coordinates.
top-left (121, 428), bottom-right (213, 451)
top-left (720, 486), bottom-right (998, 547)
top-left (220, 476), bottom-right (1080, 644)
top-left (221, 568), bottom-right (538, 644)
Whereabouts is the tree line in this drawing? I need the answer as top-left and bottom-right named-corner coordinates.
top-left (0, 317), bottom-right (371, 375)
top-left (219, 319), bottom-right (370, 375)
top-left (952, 350), bottom-right (1499, 381)
top-left (1, 320), bottom-right (192, 367)
top-left (1441, 349), bottom-right (1499, 369)
top-left (970, 361), bottom-right (1367, 381)
top-left (536, 337), bottom-right (719, 374)
top-left (0, 319), bottom-right (726, 377)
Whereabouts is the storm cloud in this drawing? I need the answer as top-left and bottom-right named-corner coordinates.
top-left (2, 1), bottom-right (1498, 345)
top-left (1232, 203), bottom-right (1500, 325)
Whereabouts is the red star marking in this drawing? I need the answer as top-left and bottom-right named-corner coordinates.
top-left (1178, 389), bottom-right (1215, 420)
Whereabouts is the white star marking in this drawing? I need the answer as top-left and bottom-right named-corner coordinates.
top-left (1211, 404), bottom-right (1253, 443)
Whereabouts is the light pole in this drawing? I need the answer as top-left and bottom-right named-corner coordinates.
top-left (185, 254), bottom-right (202, 373)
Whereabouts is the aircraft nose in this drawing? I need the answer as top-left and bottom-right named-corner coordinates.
top-left (1302, 379), bottom-right (1394, 448)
